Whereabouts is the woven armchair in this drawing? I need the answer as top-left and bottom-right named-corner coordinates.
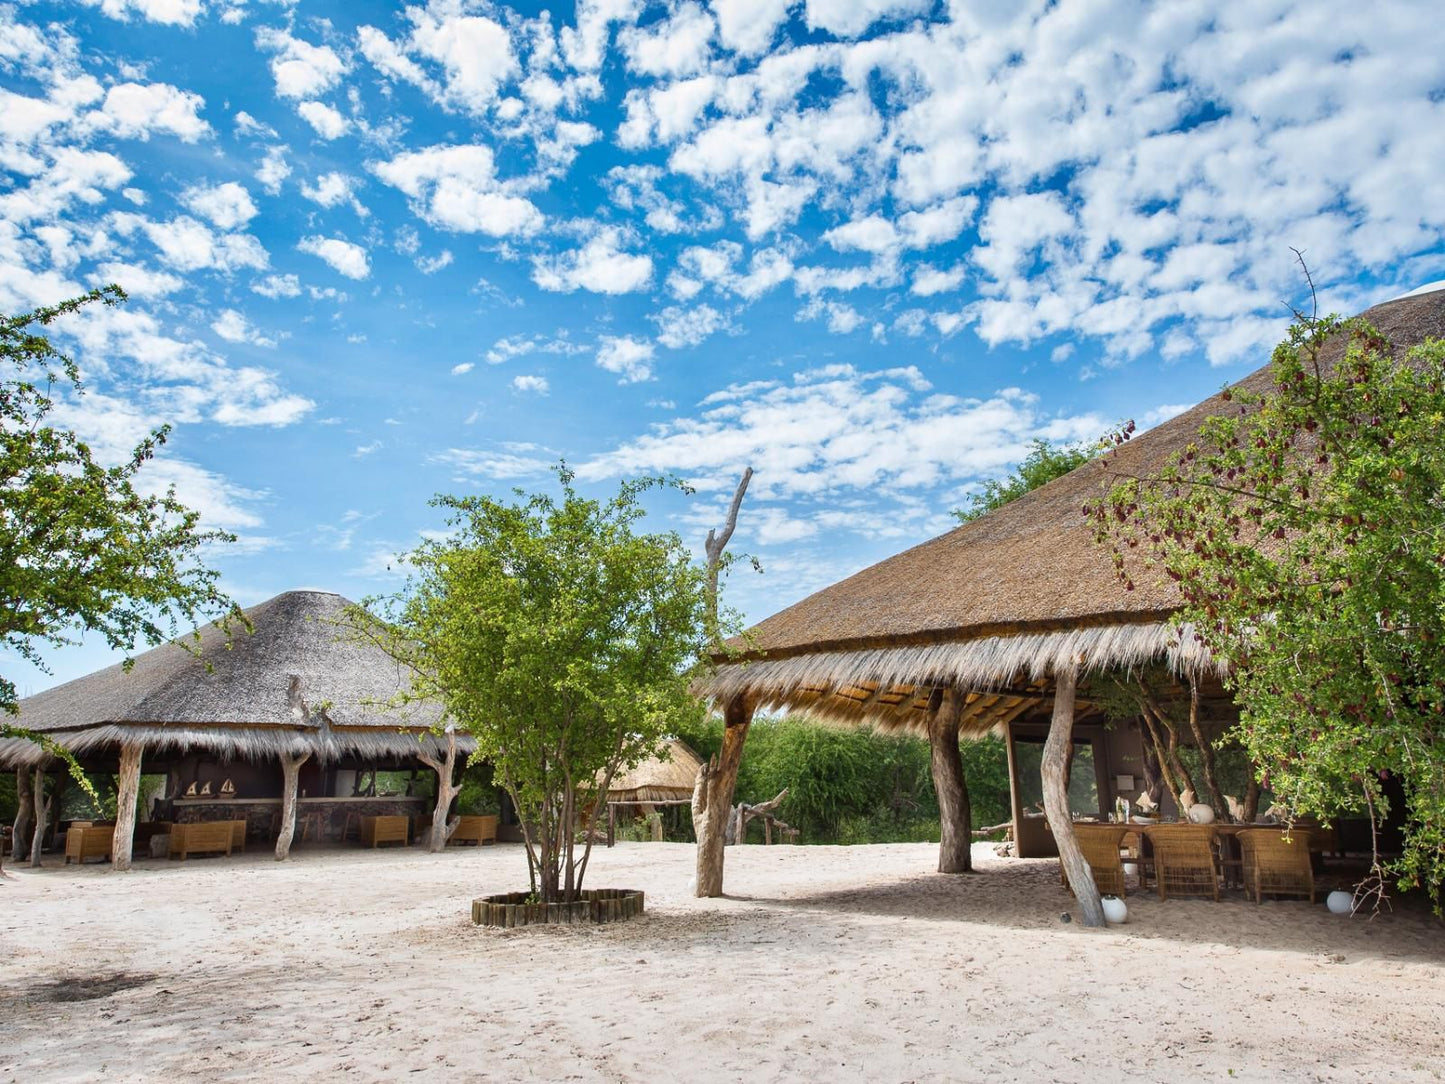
top-left (1238, 828), bottom-right (1315, 903)
top-left (1068, 824), bottom-right (1129, 897)
top-left (1144, 825), bottom-right (1220, 901)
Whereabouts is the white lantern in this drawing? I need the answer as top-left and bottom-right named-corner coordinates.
top-left (1327, 890), bottom-right (1353, 915)
top-left (1122, 861), bottom-right (1139, 877)
top-left (1101, 895), bottom-right (1128, 924)
top-left (1187, 803), bottom-right (1216, 825)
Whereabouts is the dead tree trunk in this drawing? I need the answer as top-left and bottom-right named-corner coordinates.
top-left (1137, 720), bottom-right (1165, 808)
top-left (111, 742), bottom-right (144, 871)
top-left (274, 752), bottom-right (311, 861)
top-left (930, 687), bottom-right (972, 873)
top-left (418, 729), bottom-right (462, 853)
top-left (1242, 767), bottom-right (1261, 823)
top-left (703, 467), bottom-right (754, 644)
top-left (12, 768), bottom-right (33, 863)
top-left (729, 787), bottom-right (788, 844)
top-left (693, 694), bottom-right (753, 897)
top-left (29, 768), bottom-right (50, 867)
top-left (1043, 666), bottom-right (1104, 927)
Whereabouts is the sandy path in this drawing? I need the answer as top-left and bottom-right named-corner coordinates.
top-left (1, 842), bottom-right (1442, 1083)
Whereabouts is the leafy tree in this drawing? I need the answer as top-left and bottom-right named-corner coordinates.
top-left (1, 287), bottom-right (239, 753)
top-left (954, 437), bottom-right (1103, 523)
top-left (360, 470), bottom-right (709, 904)
top-left (1090, 312), bottom-right (1445, 906)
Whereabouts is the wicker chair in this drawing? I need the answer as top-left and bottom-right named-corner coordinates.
top-left (65, 825), bottom-right (116, 864)
top-left (1067, 824), bottom-right (1128, 897)
top-left (448, 814), bottom-right (499, 846)
top-left (1144, 825), bottom-right (1220, 901)
top-left (1238, 828), bottom-right (1315, 903)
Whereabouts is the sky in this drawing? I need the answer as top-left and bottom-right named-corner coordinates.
top-left (2, 0), bottom-right (1443, 697)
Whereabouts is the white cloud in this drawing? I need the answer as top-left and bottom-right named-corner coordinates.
top-left (297, 100), bottom-right (349, 140)
top-left (512, 374), bottom-right (550, 395)
top-left (111, 213), bottom-right (268, 273)
top-left (97, 82), bottom-right (210, 141)
top-left (255, 28), bottom-right (348, 100)
top-left (431, 445), bottom-right (555, 479)
top-left (251, 273), bottom-right (300, 298)
top-left (182, 181), bottom-right (258, 230)
top-left (372, 144), bottom-right (543, 237)
top-left (256, 146), bottom-right (290, 195)
top-left (532, 227), bottom-right (653, 294)
top-left (619, 1), bottom-right (716, 78)
top-left (234, 111), bottom-right (276, 138)
top-left (484, 333), bottom-right (587, 365)
top-left (595, 335), bottom-right (655, 383)
top-left (713, 0), bottom-right (792, 56)
top-left (92, 261), bottom-right (183, 298)
top-left (450, 362), bottom-right (474, 375)
top-left (300, 171), bottom-right (356, 208)
top-left (80, 0), bottom-right (204, 26)
top-left (211, 307), bottom-right (276, 347)
top-left (653, 303), bottom-right (729, 349)
top-left (407, 6), bottom-right (517, 113)
top-left (416, 250), bottom-right (453, 274)
top-left (296, 235), bottom-right (370, 279)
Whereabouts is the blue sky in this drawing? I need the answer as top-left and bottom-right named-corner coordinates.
top-left (3, 0), bottom-right (1443, 696)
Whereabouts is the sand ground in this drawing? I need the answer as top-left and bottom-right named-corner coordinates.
top-left (1, 840), bottom-right (1442, 1083)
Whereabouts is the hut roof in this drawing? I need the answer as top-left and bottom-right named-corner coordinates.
top-left (0, 590), bottom-right (469, 767)
top-left (705, 287), bottom-right (1445, 731)
top-left (605, 738), bottom-right (704, 803)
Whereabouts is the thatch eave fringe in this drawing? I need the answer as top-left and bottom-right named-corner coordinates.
top-left (698, 621), bottom-right (1220, 733)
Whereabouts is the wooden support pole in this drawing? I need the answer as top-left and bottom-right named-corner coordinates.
top-left (29, 768), bottom-right (50, 867)
top-left (12, 767), bottom-right (33, 863)
top-left (111, 742), bottom-right (144, 871)
top-left (275, 751), bottom-right (311, 861)
top-left (1043, 666), bottom-right (1105, 927)
top-left (930, 687), bottom-right (972, 873)
top-left (417, 729), bottom-right (461, 853)
top-left (692, 693), bottom-right (753, 897)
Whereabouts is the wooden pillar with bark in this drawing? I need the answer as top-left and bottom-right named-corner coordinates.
top-left (111, 742), bottom-right (144, 871)
top-left (693, 693), bottom-right (753, 897)
top-left (29, 767), bottom-right (50, 867)
top-left (11, 767), bottom-right (33, 863)
top-left (275, 751), bottom-right (311, 861)
top-left (930, 687), bottom-right (973, 873)
top-left (1042, 665), bottom-right (1105, 927)
top-left (417, 728), bottom-right (463, 853)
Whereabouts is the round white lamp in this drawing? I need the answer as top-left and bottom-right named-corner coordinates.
top-left (1187, 803), bottom-right (1216, 825)
top-left (1101, 895), bottom-right (1128, 924)
top-left (1326, 890), bottom-right (1353, 915)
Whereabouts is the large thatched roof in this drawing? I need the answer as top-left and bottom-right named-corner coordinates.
top-left (705, 287), bottom-right (1445, 732)
top-left (0, 590), bottom-right (469, 768)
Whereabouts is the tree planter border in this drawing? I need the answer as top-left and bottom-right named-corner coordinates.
top-left (472, 888), bottom-right (645, 928)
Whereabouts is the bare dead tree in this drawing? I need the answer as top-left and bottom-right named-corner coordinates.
top-left (703, 466), bottom-right (753, 646)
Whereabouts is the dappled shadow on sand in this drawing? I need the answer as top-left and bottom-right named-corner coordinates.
top-left (724, 856), bottom-right (1445, 965)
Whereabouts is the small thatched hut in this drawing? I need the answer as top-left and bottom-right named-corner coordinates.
top-left (1, 590), bottom-right (472, 867)
top-left (606, 738), bottom-right (705, 805)
top-left (694, 286), bottom-right (1445, 915)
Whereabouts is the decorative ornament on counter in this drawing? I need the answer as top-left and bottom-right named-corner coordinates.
top-left (1188, 804), bottom-right (1216, 825)
top-left (220, 779), bottom-right (236, 797)
top-left (1135, 791), bottom-right (1158, 814)
top-left (183, 781), bottom-right (197, 797)
top-left (199, 780), bottom-right (213, 797)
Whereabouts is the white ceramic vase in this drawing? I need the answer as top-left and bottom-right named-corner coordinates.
top-left (1101, 895), bottom-right (1128, 924)
top-left (1327, 890), bottom-right (1353, 915)
top-left (1187, 803), bottom-right (1216, 824)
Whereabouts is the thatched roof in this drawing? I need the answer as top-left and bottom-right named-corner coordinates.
top-left (704, 287), bottom-right (1445, 732)
top-left (605, 738), bottom-right (704, 803)
top-left (0, 590), bottom-right (471, 768)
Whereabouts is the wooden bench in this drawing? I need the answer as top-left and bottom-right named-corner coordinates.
top-left (168, 821), bottom-right (235, 860)
top-left (448, 815), bottom-right (499, 846)
top-left (65, 826), bottom-right (116, 864)
top-left (360, 815), bottom-right (410, 848)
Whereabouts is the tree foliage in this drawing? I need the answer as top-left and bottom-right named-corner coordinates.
top-left (954, 437), bottom-right (1103, 524)
top-left (1, 288), bottom-right (239, 757)
top-left (1090, 312), bottom-right (1445, 904)
top-left (358, 470), bottom-right (709, 904)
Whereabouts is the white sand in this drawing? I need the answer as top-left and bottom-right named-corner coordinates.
top-left (2, 842), bottom-right (1442, 1083)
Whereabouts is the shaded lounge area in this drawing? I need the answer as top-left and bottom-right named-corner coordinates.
top-left (2, 590), bottom-right (474, 868)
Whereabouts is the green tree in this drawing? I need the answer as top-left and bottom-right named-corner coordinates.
top-left (1, 288), bottom-right (239, 747)
top-left (954, 437), bottom-right (1102, 523)
top-left (360, 469), bottom-right (709, 904)
top-left (1090, 312), bottom-right (1445, 906)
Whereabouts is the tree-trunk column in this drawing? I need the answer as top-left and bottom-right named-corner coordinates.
top-left (12, 768), bottom-right (33, 863)
top-left (275, 751), bottom-right (311, 861)
top-left (1043, 666), bottom-right (1105, 927)
top-left (419, 730), bottom-right (460, 853)
top-left (931, 687), bottom-right (972, 873)
top-left (29, 768), bottom-right (49, 867)
top-left (693, 694), bottom-right (753, 898)
top-left (111, 742), bottom-right (144, 871)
